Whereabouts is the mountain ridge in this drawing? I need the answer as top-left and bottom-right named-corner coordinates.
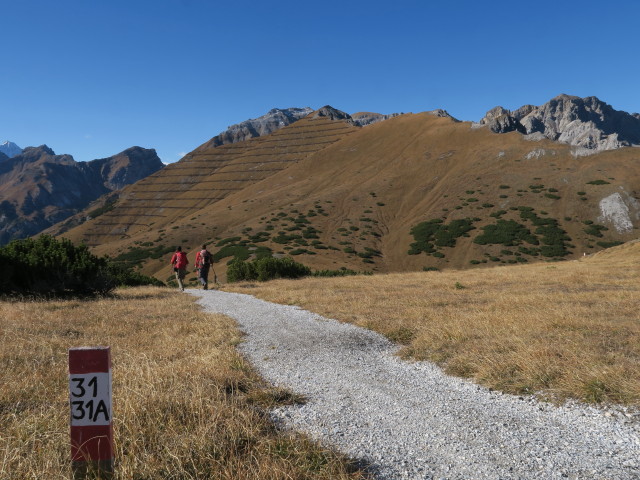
top-left (0, 146), bottom-right (163, 244)
top-left (46, 100), bottom-right (640, 284)
top-left (477, 94), bottom-right (640, 154)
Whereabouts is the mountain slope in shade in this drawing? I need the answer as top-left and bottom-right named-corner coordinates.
top-left (0, 141), bottom-right (22, 158)
top-left (49, 105), bottom-right (640, 283)
top-left (0, 146), bottom-right (163, 244)
top-left (478, 94), bottom-right (640, 154)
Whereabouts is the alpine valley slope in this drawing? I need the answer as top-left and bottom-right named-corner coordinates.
top-left (50, 105), bottom-right (640, 283)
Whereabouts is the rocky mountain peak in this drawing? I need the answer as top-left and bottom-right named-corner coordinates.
top-left (201, 107), bottom-right (313, 149)
top-left (427, 109), bottom-right (457, 120)
top-left (478, 94), bottom-right (640, 153)
top-left (312, 106), bottom-right (353, 122)
top-left (0, 140), bottom-right (22, 158)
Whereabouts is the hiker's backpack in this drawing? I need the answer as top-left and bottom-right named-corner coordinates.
top-left (198, 250), bottom-right (211, 268)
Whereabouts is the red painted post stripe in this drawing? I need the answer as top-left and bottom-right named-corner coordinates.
top-left (69, 346), bottom-right (111, 374)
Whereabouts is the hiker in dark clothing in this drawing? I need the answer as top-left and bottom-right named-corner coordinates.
top-left (194, 244), bottom-right (216, 289)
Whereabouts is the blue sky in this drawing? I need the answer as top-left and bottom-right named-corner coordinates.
top-left (2, 0), bottom-right (639, 164)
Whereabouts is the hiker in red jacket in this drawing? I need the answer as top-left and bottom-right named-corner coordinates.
top-left (170, 246), bottom-right (189, 291)
top-left (195, 244), bottom-right (216, 290)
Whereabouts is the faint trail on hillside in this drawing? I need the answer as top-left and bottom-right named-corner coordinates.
top-left (190, 289), bottom-right (640, 480)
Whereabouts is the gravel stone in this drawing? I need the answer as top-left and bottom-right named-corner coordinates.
top-left (190, 289), bottom-right (640, 480)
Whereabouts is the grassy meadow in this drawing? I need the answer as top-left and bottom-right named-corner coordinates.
top-left (226, 245), bottom-right (640, 406)
top-left (0, 287), bottom-right (367, 479)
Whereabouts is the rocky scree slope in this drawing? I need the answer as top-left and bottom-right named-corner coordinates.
top-left (478, 94), bottom-right (640, 154)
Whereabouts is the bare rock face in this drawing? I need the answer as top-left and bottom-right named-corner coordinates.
top-left (478, 94), bottom-right (640, 152)
top-left (352, 112), bottom-right (401, 127)
top-left (203, 107), bottom-right (314, 148)
top-left (479, 106), bottom-right (526, 133)
top-left (427, 109), bottom-right (458, 120)
top-left (0, 146), bottom-right (163, 244)
top-left (312, 105), bottom-right (354, 123)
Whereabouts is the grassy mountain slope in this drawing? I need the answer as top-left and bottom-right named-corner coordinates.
top-left (50, 109), bottom-right (640, 282)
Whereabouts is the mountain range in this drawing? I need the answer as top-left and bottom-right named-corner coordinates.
top-left (44, 94), bottom-right (640, 283)
top-left (0, 146), bottom-right (163, 244)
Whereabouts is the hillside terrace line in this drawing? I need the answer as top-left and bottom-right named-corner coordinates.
top-left (81, 116), bottom-right (358, 244)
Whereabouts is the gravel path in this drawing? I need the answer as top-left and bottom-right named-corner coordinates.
top-left (190, 289), bottom-right (640, 480)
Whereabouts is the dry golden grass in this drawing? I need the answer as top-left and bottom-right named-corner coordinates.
top-left (226, 253), bottom-right (640, 406)
top-left (0, 287), bottom-right (367, 479)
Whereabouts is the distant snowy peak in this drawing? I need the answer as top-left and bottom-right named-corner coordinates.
top-left (0, 140), bottom-right (22, 158)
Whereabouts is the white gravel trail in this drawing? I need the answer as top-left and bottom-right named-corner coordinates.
top-left (190, 289), bottom-right (640, 480)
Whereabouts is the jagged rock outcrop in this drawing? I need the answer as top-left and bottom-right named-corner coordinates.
top-left (478, 106), bottom-right (526, 133)
top-left (478, 94), bottom-right (640, 153)
top-left (427, 109), bottom-right (458, 120)
top-left (352, 112), bottom-right (402, 127)
top-left (0, 145), bottom-right (163, 244)
top-left (312, 106), bottom-right (354, 123)
top-left (200, 107), bottom-right (314, 149)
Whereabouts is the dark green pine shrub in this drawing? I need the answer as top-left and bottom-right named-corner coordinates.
top-left (474, 219), bottom-right (537, 247)
top-left (584, 224), bottom-right (608, 238)
top-left (408, 218), bottom-right (475, 256)
top-left (0, 235), bottom-right (161, 296)
top-left (596, 241), bottom-right (623, 248)
top-left (226, 257), bottom-right (311, 282)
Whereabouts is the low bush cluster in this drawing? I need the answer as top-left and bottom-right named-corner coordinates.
top-left (227, 257), bottom-right (311, 282)
top-left (0, 235), bottom-right (162, 297)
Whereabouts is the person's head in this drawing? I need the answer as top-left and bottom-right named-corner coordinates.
top-left (202, 244), bottom-right (207, 250)
top-left (176, 246), bottom-right (182, 252)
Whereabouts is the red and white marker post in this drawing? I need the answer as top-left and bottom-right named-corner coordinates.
top-left (68, 347), bottom-right (114, 478)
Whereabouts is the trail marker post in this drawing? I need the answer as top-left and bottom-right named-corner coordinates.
top-left (68, 347), bottom-right (114, 479)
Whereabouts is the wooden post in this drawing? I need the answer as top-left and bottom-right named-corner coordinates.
top-left (68, 347), bottom-right (114, 479)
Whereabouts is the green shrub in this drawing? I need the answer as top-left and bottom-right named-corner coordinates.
top-left (586, 180), bottom-right (610, 185)
top-left (216, 237), bottom-right (242, 247)
top-left (227, 257), bottom-right (311, 282)
top-left (0, 235), bottom-right (161, 296)
top-left (113, 244), bottom-right (175, 267)
top-left (474, 220), bottom-right (537, 247)
top-left (213, 245), bottom-right (251, 262)
top-left (408, 218), bottom-right (474, 256)
top-left (88, 201), bottom-right (116, 219)
top-left (584, 224), bottom-right (608, 237)
top-left (544, 193), bottom-right (561, 200)
top-left (596, 241), bottom-right (623, 248)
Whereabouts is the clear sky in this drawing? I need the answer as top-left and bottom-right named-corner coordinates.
top-left (2, 0), bottom-right (639, 164)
